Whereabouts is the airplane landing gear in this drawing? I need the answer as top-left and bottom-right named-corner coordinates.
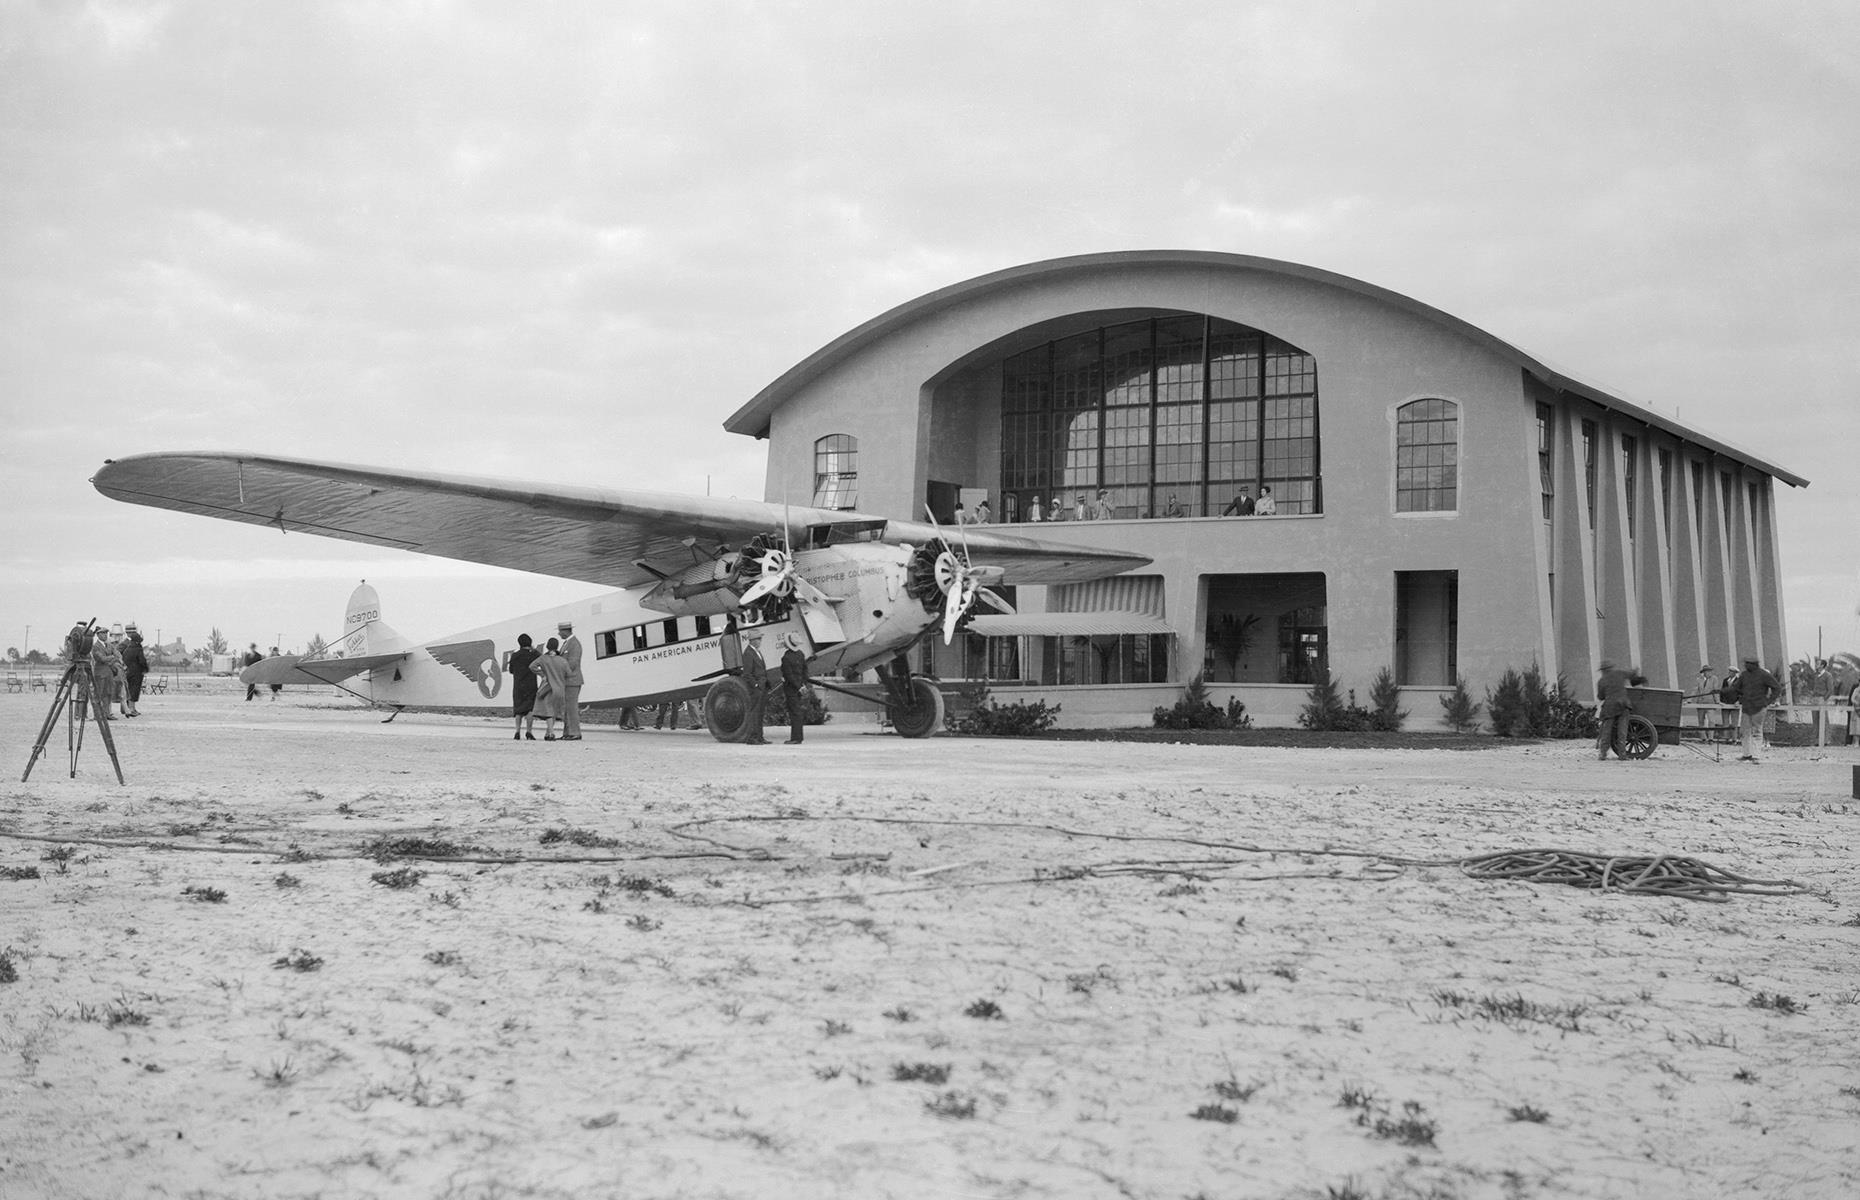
top-left (703, 676), bottom-right (756, 743)
top-left (878, 654), bottom-right (942, 739)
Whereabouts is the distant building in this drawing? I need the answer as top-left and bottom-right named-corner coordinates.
top-left (727, 251), bottom-right (1805, 726)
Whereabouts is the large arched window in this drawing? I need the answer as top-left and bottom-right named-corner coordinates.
top-left (998, 314), bottom-right (1321, 519)
top-left (1395, 398), bottom-right (1458, 513)
top-left (813, 434), bottom-right (857, 508)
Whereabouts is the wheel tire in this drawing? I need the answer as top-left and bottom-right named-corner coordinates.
top-left (1618, 714), bottom-right (1659, 759)
top-left (888, 677), bottom-right (944, 739)
top-left (704, 677), bottom-right (754, 743)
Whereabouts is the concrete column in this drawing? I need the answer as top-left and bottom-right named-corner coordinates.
top-left (1552, 402), bottom-right (1600, 696)
top-left (1593, 417), bottom-right (1637, 670)
top-left (1634, 437), bottom-right (1678, 688)
top-left (1667, 450), bottom-right (1709, 679)
top-left (1749, 476), bottom-right (1789, 670)
top-left (1727, 468), bottom-right (1764, 666)
top-left (1699, 460), bottom-right (1737, 673)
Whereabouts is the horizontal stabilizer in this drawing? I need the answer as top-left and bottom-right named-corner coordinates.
top-left (240, 651), bottom-right (409, 687)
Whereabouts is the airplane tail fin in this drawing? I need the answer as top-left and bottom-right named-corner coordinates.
top-left (337, 580), bottom-right (415, 658)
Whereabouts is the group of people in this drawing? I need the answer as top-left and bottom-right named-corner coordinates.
top-left (506, 620), bottom-right (585, 741)
top-left (64, 621), bottom-right (150, 720)
top-left (977, 484), bottom-right (1280, 524)
top-left (1595, 655), bottom-right (1782, 762)
top-left (499, 615), bottom-right (814, 745)
top-left (241, 643), bottom-right (283, 701)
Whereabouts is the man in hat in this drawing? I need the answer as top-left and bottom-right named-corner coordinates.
top-left (121, 623), bottom-right (149, 717)
top-left (739, 631), bottom-right (769, 744)
top-left (557, 620), bottom-right (584, 740)
top-left (1594, 659), bottom-right (1646, 760)
top-left (1731, 655), bottom-right (1781, 761)
top-left (778, 631), bottom-right (810, 744)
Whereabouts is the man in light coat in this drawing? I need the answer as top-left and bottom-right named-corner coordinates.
top-left (558, 620), bottom-right (584, 740)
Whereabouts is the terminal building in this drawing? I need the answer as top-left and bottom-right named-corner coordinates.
top-left (724, 251), bottom-right (1806, 726)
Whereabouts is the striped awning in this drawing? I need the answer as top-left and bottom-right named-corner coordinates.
top-left (966, 611), bottom-right (1176, 637)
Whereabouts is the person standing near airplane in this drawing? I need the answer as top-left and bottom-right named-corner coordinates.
top-left (508, 632), bottom-right (539, 740)
top-left (120, 623), bottom-right (149, 717)
top-left (779, 632), bottom-right (810, 744)
top-left (532, 636), bottom-right (568, 740)
top-left (740, 631), bottom-right (770, 745)
top-left (558, 620), bottom-right (584, 740)
top-left (242, 642), bottom-right (263, 700)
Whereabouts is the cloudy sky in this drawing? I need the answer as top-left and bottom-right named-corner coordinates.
top-left (3, 0), bottom-right (1855, 663)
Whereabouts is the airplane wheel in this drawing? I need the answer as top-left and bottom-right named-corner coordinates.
top-left (704, 677), bottom-right (754, 743)
top-left (888, 677), bottom-right (944, 739)
top-left (1618, 714), bottom-right (1659, 759)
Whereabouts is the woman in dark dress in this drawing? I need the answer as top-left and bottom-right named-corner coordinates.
top-left (508, 633), bottom-right (539, 740)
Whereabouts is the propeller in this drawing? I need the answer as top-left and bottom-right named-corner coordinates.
top-left (919, 504), bottom-right (1013, 643)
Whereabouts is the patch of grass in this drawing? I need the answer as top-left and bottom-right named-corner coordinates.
top-left (1433, 989), bottom-right (1586, 1033)
top-left (611, 874), bottom-right (675, 899)
top-left (1839, 912), bottom-right (1860, 928)
top-left (425, 950), bottom-right (461, 967)
top-left (1507, 1103), bottom-right (1551, 1123)
top-left (1159, 882), bottom-right (1202, 897)
top-left (273, 873), bottom-right (301, 889)
top-left (1748, 991), bottom-right (1806, 1015)
top-left (370, 867), bottom-right (426, 891)
top-left (0, 949), bottom-right (17, 984)
top-left (182, 885), bottom-right (227, 903)
top-left (258, 1057), bottom-right (297, 1087)
top-left (280, 846), bottom-right (317, 863)
top-left (1270, 965), bottom-right (1299, 982)
top-left (1732, 1069), bottom-right (1758, 1083)
top-left (430, 891), bottom-right (461, 908)
top-left (104, 1001), bottom-right (149, 1028)
top-left (1359, 1099), bottom-right (1438, 1148)
top-left (1189, 1103), bottom-right (1238, 1123)
top-left (362, 835), bottom-right (477, 863)
top-left (272, 949), bottom-right (323, 973)
top-left (1, 865), bottom-right (42, 881)
top-left (41, 846), bottom-right (76, 874)
top-left (963, 998), bottom-right (1004, 1020)
top-left (625, 914), bottom-right (661, 932)
top-left (882, 1006), bottom-right (916, 1023)
top-left (821, 1019), bottom-right (852, 1037)
top-left (1213, 1078), bottom-right (1260, 1103)
top-left (1338, 1084), bottom-right (1379, 1111)
top-left (924, 1090), bottom-right (977, 1119)
top-left (539, 826), bottom-right (621, 849)
top-left (892, 1062), bottom-right (951, 1085)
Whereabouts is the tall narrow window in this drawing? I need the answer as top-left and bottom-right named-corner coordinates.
top-left (1536, 403), bottom-right (1554, 523)
top-left (1580, 419), bottom-right (1598, 529)
top-left (1621, 435), bottom-right (1637, 543)
top-left (812, 434), bottom-right (858, 509)
top-left (1394, 398), bottom-right (1458, 512)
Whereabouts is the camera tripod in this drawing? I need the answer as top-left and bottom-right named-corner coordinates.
top-left (22, 658), bottom-right (125, 784)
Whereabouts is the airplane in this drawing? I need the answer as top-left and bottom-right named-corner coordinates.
top-left (93, 452), bottom-right (1150, 740)
top-left (239, 579), bottom-right (805, 724)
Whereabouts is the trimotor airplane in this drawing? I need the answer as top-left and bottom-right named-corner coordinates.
top-left (93, 452), bottom-right (1150, 740)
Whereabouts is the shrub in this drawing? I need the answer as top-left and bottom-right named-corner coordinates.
top-left (1153, 673), bottom-right (1253, 730)
top-left (1367, 666), bottom-right (1407, 732)
top-left (1439, 675), bottom-right (1483, 733)
top-left (1487, 664), bottom-right (1596, 739)
top-left (949, 682), bottom-right (1060, 735)
top-left (1298, 671), bottom-right (1373, 732)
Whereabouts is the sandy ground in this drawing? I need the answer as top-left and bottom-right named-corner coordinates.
top-left (1, 685), bottom-right (1856, 1200)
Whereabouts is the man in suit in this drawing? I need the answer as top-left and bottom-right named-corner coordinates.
top-left (779, 632), bottom-right (810, 744)
top-left (558, 620), bottom-right (584, 740)
top-left (740, 631), bottom-right (769, 744)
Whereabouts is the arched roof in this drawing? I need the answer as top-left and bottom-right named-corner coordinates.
top-left (724, 250), bottom-right (1806, 487)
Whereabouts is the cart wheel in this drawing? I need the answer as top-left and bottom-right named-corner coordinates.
top-left (1618, 714), bottom-right (1659, 759)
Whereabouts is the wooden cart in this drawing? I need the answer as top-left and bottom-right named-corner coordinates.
top-left (1616, 685), bottom-right (1739, 759)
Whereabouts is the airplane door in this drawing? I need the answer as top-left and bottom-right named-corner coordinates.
top-left (925, 480), bottom-right (961, 525)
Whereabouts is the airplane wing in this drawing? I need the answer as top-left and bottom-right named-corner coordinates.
top-left (93, 452), bottom-right (1149, 587)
